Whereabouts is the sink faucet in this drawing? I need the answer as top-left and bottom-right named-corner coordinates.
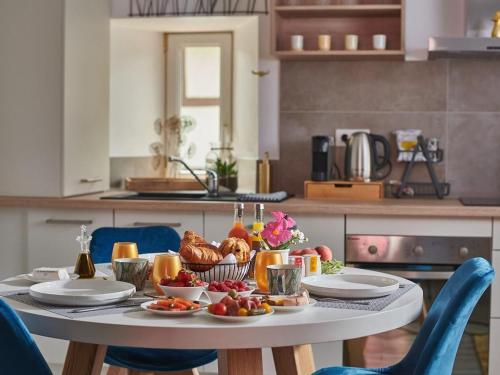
top-left (168, 156), bottom-right (219, 197)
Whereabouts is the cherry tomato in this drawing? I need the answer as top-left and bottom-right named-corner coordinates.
top-left (261, 303), bottom-right (273, 314)
top-left (212, 303), bottom-right (227, 316)
top-left (238, 307), bottom-right (249, 316)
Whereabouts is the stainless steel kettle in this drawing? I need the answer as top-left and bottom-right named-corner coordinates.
top-left (343, 132), bottom-right (390, 182)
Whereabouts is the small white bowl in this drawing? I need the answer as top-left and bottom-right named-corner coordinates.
top-left (158, 285), bottom-right (205, 301)
top-left (204, 288), bottom-right (256, 303)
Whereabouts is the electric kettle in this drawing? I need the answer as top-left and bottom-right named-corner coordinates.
top-left (343, 132), bottom-right (391, 182)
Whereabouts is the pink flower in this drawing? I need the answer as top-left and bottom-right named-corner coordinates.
top-left (271, 211), bottom-right (296, 229)
top-left (262, 219), bottom-right (292, 248)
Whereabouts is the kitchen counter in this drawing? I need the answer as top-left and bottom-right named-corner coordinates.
top-left (0, 191), bottom-right (498, 218)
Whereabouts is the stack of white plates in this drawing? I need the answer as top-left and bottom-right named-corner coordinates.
top-left (302, 274), bottom-right (399, 299)
top-left (29, 279), bottom-right (136, 306)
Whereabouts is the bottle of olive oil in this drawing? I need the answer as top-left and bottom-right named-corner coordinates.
top-left (74, 225), bottom-right (95, 278)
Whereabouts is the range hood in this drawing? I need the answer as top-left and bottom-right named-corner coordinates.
top-left (428, 37), bottom-right (500, 59)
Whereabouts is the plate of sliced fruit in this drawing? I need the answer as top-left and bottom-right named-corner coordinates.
top-left (206, 294), bottom-right (273, 322)
top-left (141, 297), bottom-right (207, 316)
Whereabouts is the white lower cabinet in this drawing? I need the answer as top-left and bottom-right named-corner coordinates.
top-left (114, 210), bottom-right (203, 241)
top-left (27, 208), bottom-right (113, 270)
top-left (490, 319), bottom-right (500, 375)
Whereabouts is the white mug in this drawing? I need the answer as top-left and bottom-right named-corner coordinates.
top-left (345, 34), bottom-right (359, 51)
top-left (318, 35), bottom-right (332, 51)
top-left (373, 34), bottom-right (387, 50)
top-left (291, 35), bottom-right (304, 51)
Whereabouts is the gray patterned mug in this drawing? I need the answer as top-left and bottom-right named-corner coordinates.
top-left (267, 264), bottom-right (302, 296)
top-left (113, 258), bottom-right (149, 291)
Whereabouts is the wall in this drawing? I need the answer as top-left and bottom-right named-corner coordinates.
top-left (109, 26), bottom-right (164, 157)
top-left (273, 59), bottom-right (500, 198)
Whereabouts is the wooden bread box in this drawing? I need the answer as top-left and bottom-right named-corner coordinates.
top-left (304, 180), bottom-right (384, 201)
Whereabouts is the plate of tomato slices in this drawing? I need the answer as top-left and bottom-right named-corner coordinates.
top-left (141, 297), bottom-right (207, 316)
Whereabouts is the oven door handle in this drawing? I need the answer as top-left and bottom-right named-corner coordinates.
top-left (368, 269), bottom-right (454, 280)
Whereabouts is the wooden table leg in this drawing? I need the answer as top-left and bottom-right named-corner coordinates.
top-left (62, 341), bottom-right (107, 375)
top-left (272, 344), bottom-right (316, 375)
top-left (218, 348), bottom-right (263, 375)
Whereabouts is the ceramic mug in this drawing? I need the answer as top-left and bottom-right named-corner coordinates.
top-left (318, 35), bottom-right (332, 51)
top-left (345, 34), bottom-right (359, 51)
top-left (113, 258), bottom-right (149, 291)
top-left (291, 35), bottom-right (304, 51)
top-left (373, 34), bottom-right (387, 50)
top-left (267, 264), bottom-right (302, 296)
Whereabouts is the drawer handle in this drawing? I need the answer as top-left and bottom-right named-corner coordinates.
top-left (133, 222), bottom-right (181, 228)
top-left (46, 219), bottom-right (93, 225)
top-left (334, 184), bottom-right (353, 188)
top-left (80, 177), bottom-right (103, 183)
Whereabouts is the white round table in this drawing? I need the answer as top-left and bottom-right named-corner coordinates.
top-left (0, 267), bottom-right (423, 375)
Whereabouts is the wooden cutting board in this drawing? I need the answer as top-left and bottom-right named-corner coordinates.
top-left (125, 177), bottom-right (201, 192)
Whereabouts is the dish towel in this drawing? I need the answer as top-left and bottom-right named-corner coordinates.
top-left (312, 283), bottom-right (416, 311)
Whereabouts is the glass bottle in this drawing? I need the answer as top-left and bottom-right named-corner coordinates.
top-left (228, 203), bottom-right (249, 243)
top-left (249, 204), bottom-right (265, 251)
top-left (74, 225), bottom-right (96, 279)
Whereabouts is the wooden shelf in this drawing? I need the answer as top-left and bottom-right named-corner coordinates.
top-left (275, 4), bottom-right (402, 18)
top-left (274, 50), bottom-right (405, 61)
top-left (272, 1), bottom-right (406, 61)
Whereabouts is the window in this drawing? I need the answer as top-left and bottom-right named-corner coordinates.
top-left (166, 33), bottom-right (232, 170)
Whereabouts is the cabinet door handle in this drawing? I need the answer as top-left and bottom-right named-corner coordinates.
top-left (133, 222), bottom-right (181, 228)
top-left (80, 177), bottom-right (103, 183)
top-left (45, 219), bottom-right (93, 225)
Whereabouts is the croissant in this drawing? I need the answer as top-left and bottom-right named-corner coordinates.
top-left (180, 230), bottom-right (207, 250)
top-left (219, 238), bottom-right (251, 263)
top-left (179, 243), bottom-right (222, 271)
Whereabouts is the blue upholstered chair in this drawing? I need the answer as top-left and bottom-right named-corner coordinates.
top-left (0, 298), bottom-right (52, 375)
top-left (314, 257), bottom-right (494, 375)
top-left (90, 226), bottom-right (217, 373)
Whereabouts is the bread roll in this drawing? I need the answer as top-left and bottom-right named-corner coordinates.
top-left (219, 238), bottom-right (251, 263)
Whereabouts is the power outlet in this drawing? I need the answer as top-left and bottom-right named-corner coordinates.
top-left (335, 129), bottom-right (371, 147)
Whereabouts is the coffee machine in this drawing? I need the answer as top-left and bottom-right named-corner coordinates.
top-left (311, 136), bottom-right (334, 181)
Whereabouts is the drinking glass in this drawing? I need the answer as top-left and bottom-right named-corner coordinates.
top-left (255, 251), bottom-right (283, 293)
top-left (151, 254), bottom-right (182, 294)
top-left (111, 242), bottom-right (139, 271)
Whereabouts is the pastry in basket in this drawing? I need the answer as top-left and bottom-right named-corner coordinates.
top-left (179, 231), bottom-right (222, 271)
top-left (218, 238), bottom-right (251, 263)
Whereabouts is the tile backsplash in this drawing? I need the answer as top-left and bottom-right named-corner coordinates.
top-left (273, 59), bottom-right (500, 197)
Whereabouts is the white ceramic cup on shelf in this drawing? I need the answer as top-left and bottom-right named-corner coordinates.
top-left (344, 34), bottom-right (359, 51)
top-left (291, 35), bottom-right (304, 51)
top-left (318, 35), bottom-right (332, 51)
top-left (373, 34), bottom-right (387, 50)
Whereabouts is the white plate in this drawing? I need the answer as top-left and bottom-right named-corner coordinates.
top-left (141, 300), bottom-right (207, 316)
top-left (206, 310), bottom-right (273, 323)
top-left (29, 279), bottom-right (136, 306)
top-left (270, 298), bottom-right (317, 313)
top-left (21, 273), bottom-right (79, 284)
top-left (302, 274), bottom-right (399, 298)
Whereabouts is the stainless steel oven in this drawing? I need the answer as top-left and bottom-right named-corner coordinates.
top-left (345, 235), bottom-right (492, 374)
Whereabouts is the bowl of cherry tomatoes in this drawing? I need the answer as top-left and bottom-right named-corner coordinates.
top-left (158, 269), bottom-right (207, 300)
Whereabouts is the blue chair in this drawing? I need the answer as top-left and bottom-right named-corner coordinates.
top-left (90, 226), bottom-right (217, 373)
top-left (0, 299), bottom-right (52, 375)
top-left (314, 257), bottom-right (495, 375)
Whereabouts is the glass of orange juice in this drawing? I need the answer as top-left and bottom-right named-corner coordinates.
top-left (151, 254), bottom-right (182, 294)
top-left (255, 251), bottom-right (283, 293)
top-left (111, 242), bottom-right (138, 270)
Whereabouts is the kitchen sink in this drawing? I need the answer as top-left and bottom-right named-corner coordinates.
top-left (101, 190), bottom-right (239, 202)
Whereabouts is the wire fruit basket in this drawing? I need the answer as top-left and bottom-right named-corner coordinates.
top-left (181, 261), bottom-right (251, 282)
